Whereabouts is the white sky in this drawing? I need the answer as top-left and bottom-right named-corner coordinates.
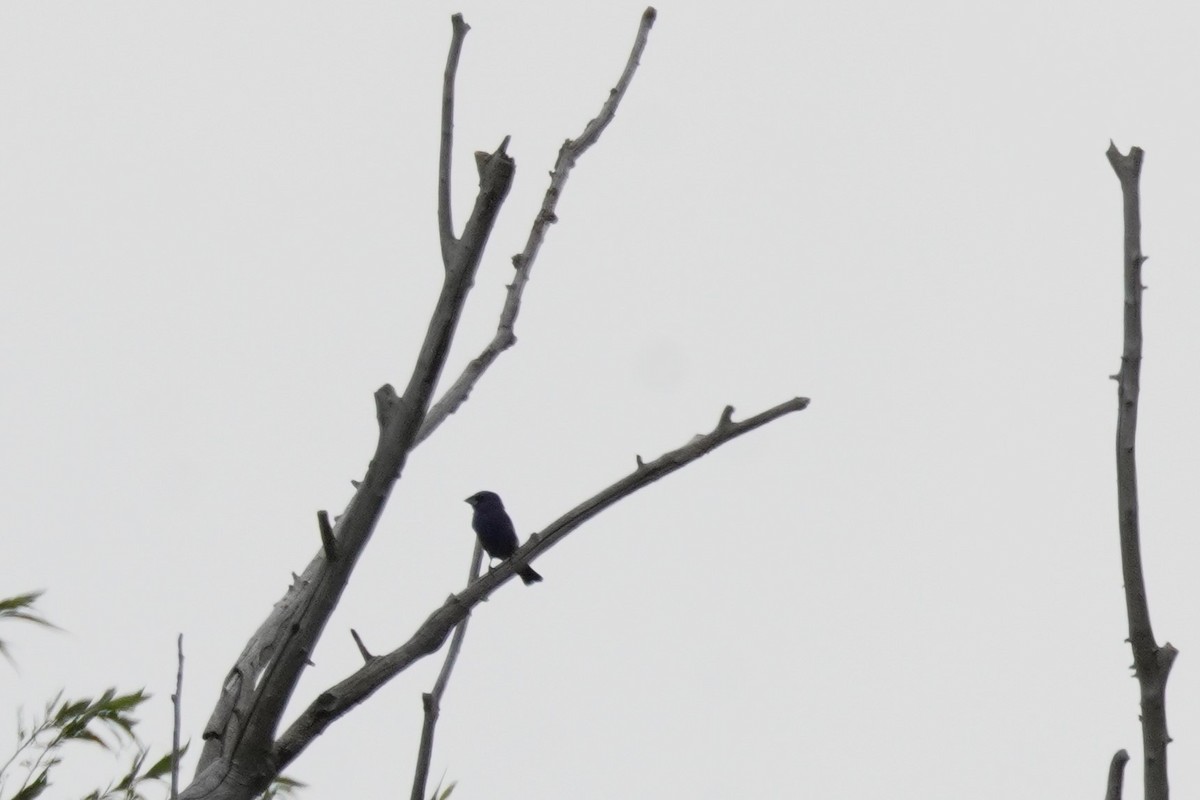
top-left (3, 2), bottom-right (1200, 798)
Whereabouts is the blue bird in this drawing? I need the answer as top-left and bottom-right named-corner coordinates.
top-left (465, 491), bottom-right (543, 585)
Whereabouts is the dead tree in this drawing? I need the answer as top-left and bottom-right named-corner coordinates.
top-left (177, 11), bottom-right (808, 800)
top-left (1103, 143), bottom-right (1177, 800)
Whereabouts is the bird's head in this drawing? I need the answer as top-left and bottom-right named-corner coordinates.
top-left (465, 490), bottom-right (502, 508)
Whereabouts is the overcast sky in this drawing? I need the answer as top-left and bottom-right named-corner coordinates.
top-left (3, 2), bottom-right (1200, 798)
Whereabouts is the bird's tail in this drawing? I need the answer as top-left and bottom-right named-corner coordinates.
top-left (517, 565), bottom-right (543, 585)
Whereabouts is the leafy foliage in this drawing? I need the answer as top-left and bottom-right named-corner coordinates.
top-left (0, 592), bottom-right (58, 667)
top-left (0, 593), bottom-right (176, 800)
top-left (0, 683), bottom-right (177, 800)
top-left (1, 592), bottom-right (301, 800)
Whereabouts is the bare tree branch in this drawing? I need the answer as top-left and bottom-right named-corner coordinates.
top-left (181, 25), bottom-right (514, 796)
top-left (409, 11), bottom-right (660, 792)
top-left (1105, 749), bottom-right (1130, 800)
top-left (272, 396), bottom-right (809, 770)
top-left (438, 14), bottom-right (470, 265)
top-left (409, 541), bottom-right (484, 800)
top-left (418, 7), bottom-right (658, 444)
top-left (571, 7), bottom-right (656, 154)
top-left (1106, 141), bottom-right (1177, 800)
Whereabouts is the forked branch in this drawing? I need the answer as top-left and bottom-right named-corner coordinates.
top-left (181, 19), bottom-right (513, 800)
top-left (418, 7), bottom-right (658, 443)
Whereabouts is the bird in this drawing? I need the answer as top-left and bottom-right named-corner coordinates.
top-left (464, 490), bottom-right (543, 585)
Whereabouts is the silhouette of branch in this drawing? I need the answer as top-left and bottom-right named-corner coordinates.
top-left (183, 27), bottom-right (514, 799)
top-left (1105, 749), bottom-right (1129, 800)
top-left (438, 14), bottom-right (470, 265)
top-left (1105, 141), bottom-right (1176, 800)
top-left (418, 7), bottom-right (658, 444)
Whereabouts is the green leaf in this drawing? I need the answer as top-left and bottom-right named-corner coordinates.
top-left (0, 592), bottom-right (54, 625)
top-left (55, 699), bottom-right (90, 724)
top-left (12, 768), bottom-right (50, 800)
top-left (143, 741), bottom-right (188, 781)
top-left (142, 752), bottom-right (173, 781)
top-left (102, 690), bottom-right (148, 713)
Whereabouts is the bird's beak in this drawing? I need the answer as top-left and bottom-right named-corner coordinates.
top-left (464, 497), bottom-right (472, 505)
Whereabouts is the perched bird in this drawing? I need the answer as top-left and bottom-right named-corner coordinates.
top-left (465, 490), bottom-right (543, 585)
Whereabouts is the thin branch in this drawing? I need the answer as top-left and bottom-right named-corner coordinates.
top-left (171, 634), bottom-right (184, 800)
top-left (514, 400), bottom-right (805, 569)
top-left (1106, 141), bottom-right (1176, 800)
top-left (571, 7), bottom-right (656, 155)
top-left (1106, 749), bottom-right (1130, 800)
top-left (438, 14), bottom-right (470, 265)
top-left (272, 396), bottom-right (808, 770)
top-left (409, 541), bottom-right (484, 800)
top-left (418, 7), bottom-right (658, 444)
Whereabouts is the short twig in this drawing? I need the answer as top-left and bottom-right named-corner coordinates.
top-left (317, 511), bottom-right (336, 562)
top-left (1105, 749), bottom-right (1129, 800)
top-left (350, 629), bottom-right (375, 662)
